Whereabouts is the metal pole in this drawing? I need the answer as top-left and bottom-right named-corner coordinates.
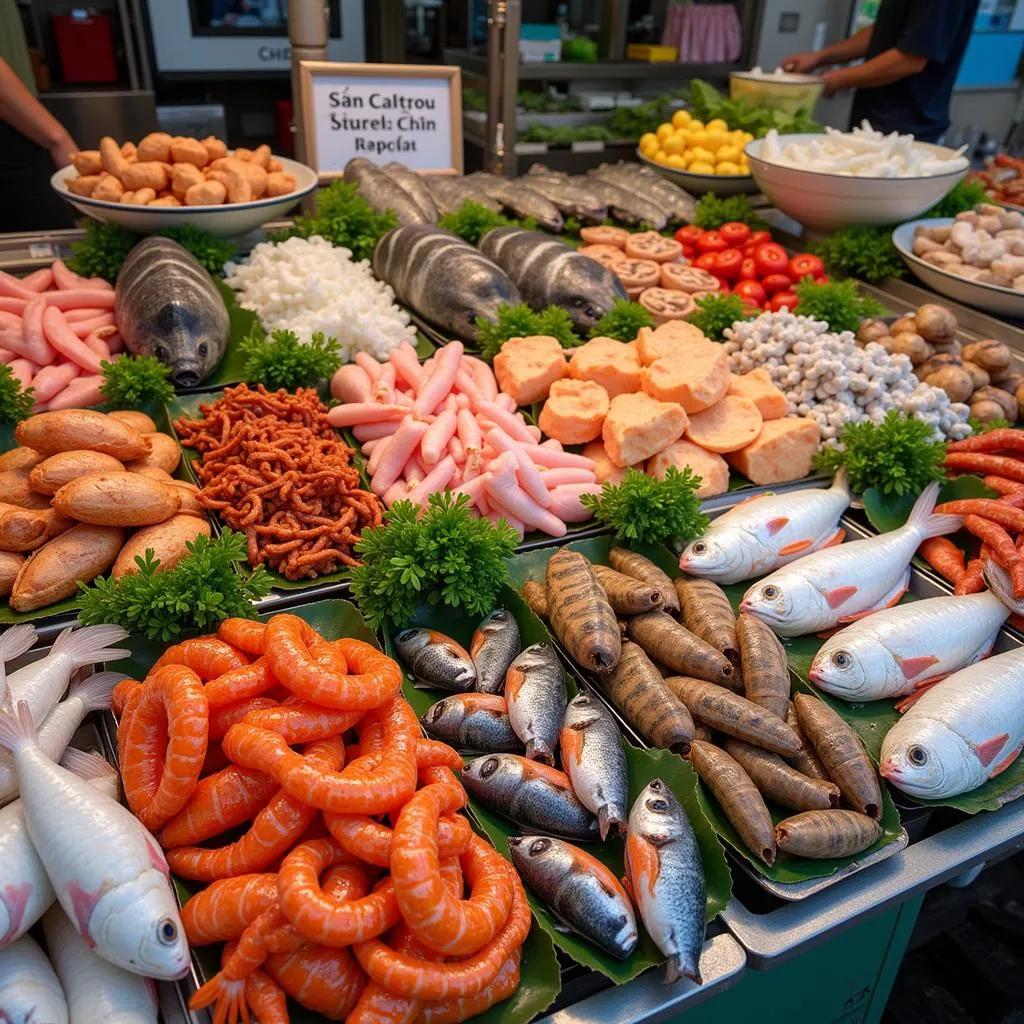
top-left (485, 0), bottom-right (506, 173)
top-left (289, 0), bottom-right (329, 165)
top-left (501, 0), bottom-right (521, 178)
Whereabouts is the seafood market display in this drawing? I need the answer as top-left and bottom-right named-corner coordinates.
top-left (327, 340), bottom-right (601, 537)
top-left (0, 261), bottom-right (123, 410)
top-left (64, 133), bottom-right (296, 205)
top-left (173, 385), bottom-right (382, 579)
top-left (972, 153), bottom-right (1024, 208)
top-left (0, 408), bottom-right (208, 612)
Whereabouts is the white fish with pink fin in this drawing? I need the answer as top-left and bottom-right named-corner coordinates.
top-left (0, 701), bottom-right (189, 980)
top-left (0, 748), bottom-right (119, 950)
top-left (879, 562), bottom-right (1024, 800)
top-left (740, 483), bottom-right (962, 637)
top-left (0, 933), bottom-right (68, 1024)
top-left (679, 471), bottom-right (851, 585)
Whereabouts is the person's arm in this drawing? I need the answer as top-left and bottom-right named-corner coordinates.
top-left (0, 59), bottom-right (77, 166)
top-left (821, 48), bottom-right (926, 95)
top-left (781, 25), bottom-right (874, 74)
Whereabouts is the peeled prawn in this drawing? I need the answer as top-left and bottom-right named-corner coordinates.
top-left (324, 811), bottom-right (471, 868)
top-left (265, 944), bottom-right (367, 1020)
top-left (152, 636), bottom-right (249, 678)
top-left (217, 619), bottom-right (266, 655)
top-left (208, 697), bottom-right (278, 742)
top-left (420, 950), bottom-right (521, 1022)
top-left (182, 874), bottom-right (280, 945)
top-left (204, 659), bottom-right (277, 708)
top-left (243, 700), bottom-right (362, 744)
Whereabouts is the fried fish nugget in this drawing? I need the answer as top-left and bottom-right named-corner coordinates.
top-left (172, 162), bottom-right (206, 197)
top-left (67, 174), bottom-right (101, 197)
top-left (170, 136), bottom-right (210, 168)
top-left (123, 160), bottom-right (169, 192)
top-left (138, 131), bottom-right (173, 162)
top-left (92, 172), bottom-right (126, 202)
top-left (251, 144), bottom-right (272, 169)
top-left (71, 150), bottom-right (102, 175)
top-left (266, 172), bottom-right (296, 198)
top-left (201, 136), bottom-right (228, 163)
top-left (185, 180), bottom-right (227, 206)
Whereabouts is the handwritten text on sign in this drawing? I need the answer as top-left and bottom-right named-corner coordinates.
top-left (310, 75), bottom-right (456, 173)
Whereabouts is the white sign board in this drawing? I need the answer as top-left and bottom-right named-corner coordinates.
top-left (300, 63), bottom-right (463, 178)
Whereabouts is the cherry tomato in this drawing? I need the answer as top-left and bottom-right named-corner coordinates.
top-left (815, 274), bottom-right (830, 285)
top-left (754, 242), bottom-right (790, 278)
top-left (743, 244), bottom-right (757, 258)
top-left (788, 253), bottom-right (825, 281)
top-left (767, 290), bottom-right (799, 312)
top-left (748, 230), bottom-right (773, 247)
top-left (732, 279), bottom-right (767, 307)
top-left (760, 273), bottom-right (794, 296)
top-left (739, 258), bottom-right (758, 281)
top-left (719, 222), bottom-right (751, 247)
top-left (675, 225), bottom-right (703, 246)
top-left (696, 230), bottom-right (729, 254)
top-left (695, 252), bottom-right (720, 273)
top-left (714, 248), bottom-right (743, 282)
top-left (681, 244), bottom-right (697, 261)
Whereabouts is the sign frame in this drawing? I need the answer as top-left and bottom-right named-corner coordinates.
top-left (298, 61), bottom-right (464, 181)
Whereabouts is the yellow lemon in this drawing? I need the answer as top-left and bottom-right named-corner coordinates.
top-left (667, 153), bottom-right (687, 168)
top-left (672, 109), bottom-right (692, 129)
top-left (656, 123), bottom-right (673, 141)
top-left (716, 145), bottom-right (741, 164)
top-left (663, 133), bottom-right (687, 157)
top-left (703, 130), bottom-right (728, 154)
top-left (689, 161), bottom-right (715, 175)
top-left (687, 119), bottom-right (705, 132)
top-left (715, 161), bottom-right (740, 175)
top-left (742, 131), bottom-right (755, 143)
top-left (639, 132), bottom-right (659, 155)
top-left (653, 149), bottom-right (671, 164)
top-left (706, 118), bottom-right (729, 133)
top-left (689, 146), bottom-right (714, 165)
top-left (686, 129), bottom-right (709, 149)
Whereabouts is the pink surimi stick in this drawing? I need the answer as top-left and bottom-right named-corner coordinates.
top-left (485, 506), bottom-right (525, 539)
top-left (327, 402), bottom-right (406, 427)
top-left (0, 349), bottom-right (14, 364)
top-left (82, 326), bottom-right (116, 359)
top-left (0, 298), bottom-right (27, 315)
top-left (522, 443), bottom-right (596, 470)
top-left (0, 311), bottom-right (20, 328)
top-left (483, 453), bottom-right (566, 537)
top-left (405, 455), bottom-right (456, 507)
top-left (0, 271), bottom-right (35, 301)
top-left (414, 342), bottom-right (463, 417)
top-left (19, 268), bottom-right (53, 293)
top-left (539, 467), bottom-right (597, 487)
top-left (43, 290), bottom-right (115, 310)
top-left (394, 390), bottom-right (414, 408)
top-left (421, 410), bottom-right (457, 467)
top-left (51, 259), bottom-right (111, 291)
top-left (352, 421), bottom-right (399, 442)
top-left (354, 351), bottom-right (383, 383)
top-left (373, 363), bottom-right (396, 404)
top-left (361, 438), bottom-right (384, 456)
top-left (477, 401), bottom-right (535, 445)
top-left (463, 355), bottom-right (499, 400)
top-left (382, 482), bottom-right (408, 508)
top-left (451, 475), bottom-right (487, 505)
top-left (548, 483), bottom-right (602, 522)
top-left (457, 408), bottom-right (481, 452)
top-left (540, 439), bottom-right (564, 450)
top-left (63, 307), bottom-right (107, 323)
top-left (8, 359), bottom-right (37, 388)
top-left (371, 418), bottom-right (429, 495)
top-left (68, 314), bottom-right (116, 339)
top-left (31, 363), bottom-right (79, 403)
top-left (390, 343), bottom-right (424, 390)
top-left (449, 436), bottom-right (465, 464)
top-left (496, 393), bottom-right (518, 413)
top-left (454, 368), bottom-right (485, 410)
top-left (332, 364), bottom-right (373, 404)
top-left (486, 427), bottom-right (552, 508)
top-left (405, 461), bottom-right (425, 488)
top-left (41, 306), bottom-right (104, 374)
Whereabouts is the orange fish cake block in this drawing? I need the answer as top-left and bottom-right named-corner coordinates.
top-left (493, 335), bottom-right (567, 406)
top-left (642, 342), bottom-right (729, 413)
top-left (539, 379), bottom-right (610, 445)
top-left (635, 322), bottom-right (711, 366)
top-left (568, 337), bottom-right (642, 399)
top-left (602, 392), bottom-right (688, 468)
top-left (727, 370), bottom-right (789, 421)
top-left (582, 439), bottom-right (635, 486)
top-left (685, 395), bottom-right (763, 454)
top-left (727, 416), bottom-right (821, 485)
top-left (646, 439), bottom-right (729, 497)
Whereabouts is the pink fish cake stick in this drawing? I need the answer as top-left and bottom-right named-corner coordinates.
top-left (332, 364), bottom-right (373, 404)
top-left (390, 342), bottom-right (424, 390)
top-left (486, 428), bottom-right (551, 507)
top-left (352, 421), bottom-right (399, 442)
top-left (43, 290), bottom-right (115, 310)
top-left (20, 296), bottom-right (57, 365)
top-left (0, 271), bottom-right (35, 301)
top-left (371, 418), bottom-right (429, 495)
top-left (0, 348), bottom-right (15, 365)
top-left (51, 259), bottom-right (112, 291)
top-left (449, 436), bottom-right (465, 464)
top-left (421, 410), bottom-right (457, 466)
top-left (19, 268), bottom-right (53, 293)
top-left (355, 351), bottom-right (383, 383)
top-left (483, 453), bottom-right (566, 538)
top-left (548, 483), bottom-right (601, 522)
top-left (373, 363), bottom-right (397, 403)
top-left (31, 363), bottom-right (80, 402)
top-left (48, 375), bottom-right (103, 409)
top-left (8, 359), bottom-right (37, 388)
top-left (327, 402), bottom-right (406, 427)
top-left (522, 444), bottom-right (595, 470)
top-left (414, 341), bottom-right (463, 417)
top-left (485, 505), bottom-right (525, 539)
top-left (69, 314), bottom-right (116, 339)
top-left (477, 401), bottom-right (534, 445)
top-left (82, 326), bottom-right (117, 359)
top-left (405, 455), bottom-right (456, 507)
top-left (41, 306), bottom-right (104, 374)
top-left (538, 467), bottom-right (596, 487)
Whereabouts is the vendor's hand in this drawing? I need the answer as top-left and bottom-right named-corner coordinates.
top-left (821, 69), bottom-right (847, 98)
top-left (781, 51), bottom-right (820, 74)
top-left (48, 133), bottom-right (78, 169)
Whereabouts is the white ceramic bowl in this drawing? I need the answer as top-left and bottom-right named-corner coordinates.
top-left (51, 155), bottom-right (317, 237)
top-left (636, 149), bottom-right (757, 196)
top-left (729, 71), bottom-right (824, 116)
top-left (892, 218), bottom-right (1024, 318)
top-left (744, 134), bottom-right (968, 230)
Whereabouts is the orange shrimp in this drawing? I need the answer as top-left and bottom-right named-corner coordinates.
top-left (352, 863), bottom-right (530, 1001)
top-left (222, 696), bottom-right (418, 815)
top-left (201, 744), bottom-right (232, 777)
top-left (419, 950), bottom-right (522, 1023)
top-left (323, 811), bottom-right (471, 868)
top-left (264, 615), bottom-right (403, 709)
top-left (243, 969), bottom-right (287, 1024)
top-left (243, 700), bottom-right (362, 744)
top-left (167, 737), bottom-right (343, 880)
top-left (392, 787), bottom-right (512, 957)
top-left (182, 873), bottom-right (279, 945)
top-left (152, 636), bottom-right (249, 679)
top-left (218, 617), bottom-right (267, 655)
top-left (264, 944), bottom-right (367, 1019)
top-left (112, 678), bottom-right (142, 717)
top-left (121, 664), bottom-right (209, 830)
top-left (416, 738), bottom-right (464, 770)
top-left (159, 764), bottom-right (278, 849)
top-left (204, 658), bottom-right (278, 708)
top-left (209, 697), bottom-right (278, 742)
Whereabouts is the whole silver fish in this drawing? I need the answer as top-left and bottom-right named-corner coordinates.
top-left (567, 173), bottom-right (669, 229)
top-left (466, 173), bottom-right (564, 232)
top-left (513, 173), bottom-right (607, 224)
top-left (392, 628), bottom-right (476, 692)
top-left (425, 176), bottom-right (502, 216)
top-left (421, 693), bottom-right (522, 753)
top-left (626, 779), bottom-right (706, 984)
top-left (470, 608), bottom-right (522, 695)
top-left (114, 237), bottom-right (228, 388)
top-left (373, 225), bottom-right (521, 342)
top-left (589, 162), bottom-right (695, 223)
top-left (560, 692), bottom-right (628, 839)
top-left (505, 642), bottom-right (566, 764)
top-left (509, 835), bottom-right (638, 959)
top-left (478, 227), bottom-right (628, 334)
top-left (344, 157), bottom-right (430, 225)
top-left (462, 753), bottom-right (599, 840)
top-left (381, 162), bottom-right (438, 222)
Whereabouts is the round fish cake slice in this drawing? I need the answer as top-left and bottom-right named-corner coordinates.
top-left (639, 287), bottom-right (696, 322)
top-left (624, 231), bottom-right (683, 263)
top-left (579, 225), bottom-right (630, 248)
top-left (614, 258), bottom-right (661, 292)
top-left (660, 265), bottom-right (721, 294)
top-left (578, 244), bottom-right (628, 271)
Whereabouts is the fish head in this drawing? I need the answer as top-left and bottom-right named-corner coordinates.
top-left (810, 636), bottom-right (896, 700)
top-left (679, 531), bottom-right (753, 583)
top-left (393, 627), bottom-right (430, 660)
top-left (563, 691), bottom-right (604, 731)
top-left (628, 778), bottom-right (685, 843)
top-left (880, 720), bottom-right (981, 799)
top-left (422, 694), bottom-right (465, 734)
top-left (92, 882), bottom-right (190, 980)
top-left (149, 303), bottom-right (223, 387)
top-left (461, 752), bottom-right (521, 802)
top-left (739, 572), bottom-right (824, 635)
top-left (507, 834), bottom-right (569, 888)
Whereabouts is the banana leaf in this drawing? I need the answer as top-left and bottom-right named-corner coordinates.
top-left (506, 535), bottom-right (905, 884)
top-left (383, 583), bottom-right (731, 984)
top-left (862, 474), bottom-right (995, 534)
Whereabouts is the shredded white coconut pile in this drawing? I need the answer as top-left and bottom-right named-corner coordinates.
top-left (225, 235), bottom-right (416, 362)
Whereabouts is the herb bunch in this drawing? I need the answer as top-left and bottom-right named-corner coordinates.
top-left (793, 278), bottom-right (884, 335)
top-left (926, 180), bottom-right (986, 219)
top-left (811, 226), bottom-right (907, 284)
top-left (438, 201), bottom-right (524, 246)
top-left (67, 221), bottom-right (137, 283)
top-left (687, 79), bottom-right (821, 137)
top-left (239, 329), bottom-right (342, 390)
top-left (351, 492), bottom-right (518, 629)
top-left (0, 365), bottom-right (35, 424)
top-left (581, 467), bottom-right (708, 547)
top-left (589, 300), bottom-right (654, 341)
top-left (154, 225), bottom-right (237, 275)
top-left (77, 529), bottom-right (272, 642)
top-left (689, 293), bottom-right (747, 341)
top-left (99, 355), bottom-right (174, 409)
top-left (476, 303), bottom-right (580, 360)
top-left (693, 193), bottom-right (768, 230)
top-left (812, 410), bottom-right (947, 497)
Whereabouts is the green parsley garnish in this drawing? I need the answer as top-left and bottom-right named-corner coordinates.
top-left (99, 355), bottom-right (174, 410)
top-left (239, 329), bottom-right (342, 391)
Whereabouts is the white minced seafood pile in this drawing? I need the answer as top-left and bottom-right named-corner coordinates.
top-left (723, 310), bottom-right (972, 443)
top-left (225, 235), bottom-right (416, 361)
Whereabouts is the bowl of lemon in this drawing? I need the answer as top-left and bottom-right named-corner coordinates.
top-left (637, 109), bottom-right (757, 195)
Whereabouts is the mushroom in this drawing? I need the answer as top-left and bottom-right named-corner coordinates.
top-left (889, 333), bottom-right (932, 365)
top-left (972, 385), bottom-right (1018, 422)
top-left (857, 319), bottom-right (890, 345)
top-left (962, 339), bottom-right (1012, 373)
top-left (962, 361), bottom-right (991, 390)
top-left (890, 315), bottom-right (918, 336)
top-left (924, 366), bottom-right (974, 404)
top-left (914, 304), bottom-right (959, 342)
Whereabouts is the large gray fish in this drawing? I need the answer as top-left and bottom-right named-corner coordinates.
top-left (343, 157), bottom-right (430, 226)
top-left (509, 835), bottom-right (638, 959)
top-left (421, 693), bottom-right (522, 753)
top-left (462, 753), bottom-right (599, 840)
top-left (466, 173), bottom-right (564, 232)
top-left (114, 237), bottom-right (228, 388)
top-left (560, 692), bottom-right (628, 839)
top-left (589, 162), bottom-right (696, 223)
top-left (567, 173), bottom-right (669, 229)
top-left (470, 608), bottom-right (521, 695)
top-left (505, 642), bottom-right (566, 765)
top-left (392, 628), bottom-right (477, 692)
top-left (478, 228), bottom-right (627, 334)
top-left (514, 172), bottom-right (607, 224)
top-left (626, 779), bottom-right (706, 984)
top-left (373, 225), bottom-right (520, 342)
top-left (381, 162), bottom-right (438, 222)
top-left (425, 176), bottom-right (502, 216)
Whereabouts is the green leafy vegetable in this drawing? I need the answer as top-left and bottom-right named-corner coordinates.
top-left (351, 492), bottom-right (518, 629)
top-left (462, 87), bottom-right (487, 112)
top-left (276, 180), bottom-right (396, 262)
top-left (688, 292), bottom-right (747, 341)
top-left (793, 278), bottom-right (884, 334)
top-left (99, 355), bottom-right (174, 409)
top-left (534, 306), bottom-right (580, 348)
top-left (154, 225), bottom-right (237, 276)
top-left (0, 365), bottom-right (35, 425)
top-left (608, 94), bottom-right (684, 140)
top-left (589, 300), bottom-right (655, 341)
top-left (693, 193), bottom-right (767, 230)
top-left (239, 329), bottom-right (342, 390)
top-left (811, 226), bottom-right (907, 284)
top-left (67, 221), bottom-right (138, 283)
top-left (77, 529), bottom-right (272, 642)
top-left (812, 411), bottom-right (947, 497)
top-left (518, 89), bottom-right (578, 113)
top-left (925, 179), bottom-right (986, 219)
top-left (438, 200), bottom-right (520, 246)
top-left (562, 37), bottom-right (599, 62)
top-left (687, 79), bottom-right (821, 138)
top-left (969, 415), bottom-right (1012, 435)
top-left (476, 302), bottom-right (581, 360)
top-left (518, 123), bottom-right (613, 145)
top-left (580, 467), bottom-right (708, 547)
